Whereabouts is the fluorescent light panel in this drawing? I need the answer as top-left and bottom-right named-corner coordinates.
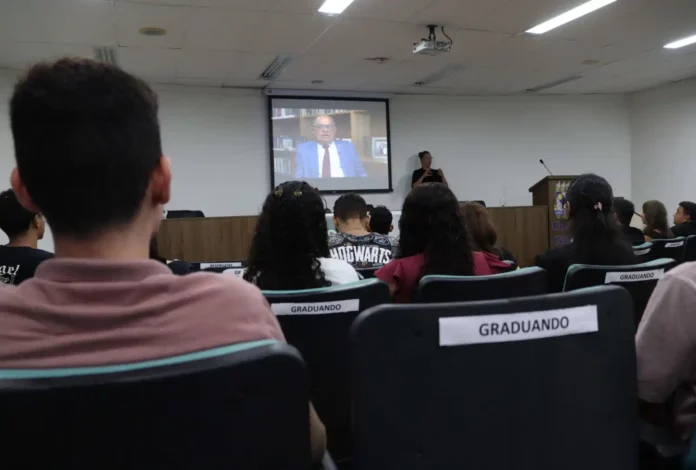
top-left (318, 0), bottom-right (355, 14)
top-left (664, 34), bottom-right (696, 49)
top-left (526, 0), bottom-right (616, 35)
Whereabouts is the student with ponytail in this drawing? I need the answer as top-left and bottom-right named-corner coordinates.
top-left (535, 173), bottom-right (637, 292)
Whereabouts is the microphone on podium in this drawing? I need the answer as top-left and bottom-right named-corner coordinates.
top-left (539, 159), bottom-right (553, 176)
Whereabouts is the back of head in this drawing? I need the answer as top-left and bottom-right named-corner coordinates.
top-left (333, 193), bottom-right (367, 222)
top-left (399, 183), bottom-right (474, 276)
top-left (10, 58), bottom-right (163, 238)
top-left (679, 201), bottom-right (696, 221)
top-left (613, 199), bottom-right (635, 226)
top-left (369, 206), bottom-right (392, 235)
top-left (461, 202), bottom-right (498, 254)
top-left (643, 200), bottom-right (672, 237)
top-left (566, 174), bottom-right (629, 263)
top-left (0, 189), bottom-right (37, 240)
top-left (245, 181), bottom-right (330, 290)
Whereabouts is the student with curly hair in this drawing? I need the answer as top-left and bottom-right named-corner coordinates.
top-left (375, 183), bottom-right (496, 303)
top-left (245, 181), bottom-right (359, 289)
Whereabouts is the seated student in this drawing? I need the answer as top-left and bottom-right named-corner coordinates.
top-left (149, 236), bottom-right (192, 275)
top-left (2, 58), bottom-right (325, 462)
top-left (368, 205), bottom-right (399, 252)
top-left (328, 194), bottom-right (393, 268)
top-left (461, 201), bottom-right (517, 267)
top-left (245, 181), bottom-right (359, 289)
top-left (535, 174), bottom-right (637, 293)
top-left (375, 183), bottom-right (499, 303)
top-left (636, 262), bottom-right (696, 446)
top-left (672, 201), bottom-right (696, 238)
top-left (613, 198), bottom-right (646, 245)
top-left (642, 200), bottom-right (674, 241)
top-left (0, 189), bottom-right (53, 284)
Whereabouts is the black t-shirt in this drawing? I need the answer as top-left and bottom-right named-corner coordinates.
top-left (412, 168), bottom-right (443, 186)
top-left (0, 246), bottom-right (53, 285)
top-left (535, 242), bottom-right (638, 293)
top-left (672, 222), bottom-right (696, 238)
top-left (328, 232), bottom-right (394, 268)
top-left (645, 230), bottom-right (673, 240)
top-left (622, 225), bottom-right (646, 245)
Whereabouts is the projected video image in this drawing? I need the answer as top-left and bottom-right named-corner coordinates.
top-left (270, 98), bottom-right (391, 193)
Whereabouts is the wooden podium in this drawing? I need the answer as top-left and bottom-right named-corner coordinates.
top-left (529, 176), bottom-right (576, 249)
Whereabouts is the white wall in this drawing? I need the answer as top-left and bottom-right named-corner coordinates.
top-left (0, 69), bottom-right (634, 252)
top-left (631, 78), bottom-right (696, 215)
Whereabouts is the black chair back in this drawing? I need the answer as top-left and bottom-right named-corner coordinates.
top-left (191, 261), bottom-right (247, 274)
top-left (356, 267), bottom-right (379, 279)
top-left (264, 279), bottom-right (391, 461)
top-left (686, 235), bottom-right (696, 263)
top-left (564, 259), bottom-right (676, 327)
top-left (351, 286), bottom-right (637, 470)
top-left (633, 242), bottom-right (653, 264)
top-left (651, 237), bottom-right (687, 264)
top-left (416, 267), bottom-right (547, 303)
top-left (166, 210), bottom-right (205, 219)
top-left (0, 341), bottom-right (310, 469)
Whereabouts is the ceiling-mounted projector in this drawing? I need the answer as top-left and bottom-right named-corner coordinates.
top-left (413, 25), bottom-right (453, 56)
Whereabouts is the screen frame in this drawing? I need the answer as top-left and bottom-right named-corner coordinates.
top-left (267, 95), bottom-right (393, 195)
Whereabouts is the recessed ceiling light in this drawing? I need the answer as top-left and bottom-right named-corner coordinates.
top-left (318, 0), bottom-right (355, 15)
top-left (664, 34), bottom-right (696, 49)
top-left (526, 0), bottom-right (616, 35)
top-left (139, 26), bottom-right (167, 37)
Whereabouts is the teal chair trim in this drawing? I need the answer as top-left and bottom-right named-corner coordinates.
top-left (419, 266), bottom-right (543, 284)
top-left (262, 278), bottom-right (381, 296)
top-left (563, 258), bottom-right (675, 292)
top-left (633, 242), bottom-right (652, 250)
top-left (652, 237), bottom-right (686, 242)
top-left (0, 339), bottom-right (277, 379)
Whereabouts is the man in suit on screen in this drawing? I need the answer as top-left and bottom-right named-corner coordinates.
top-left (294, 115), bottom-right (367, 179)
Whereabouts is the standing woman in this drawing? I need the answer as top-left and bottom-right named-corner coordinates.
top-left (642, 200), bottom-right (674, 241)
top-left (412, 151), bottom-right (448, 188)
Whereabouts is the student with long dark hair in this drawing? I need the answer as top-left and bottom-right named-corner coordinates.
top-left (245, 181), bottom-right (359, 289)
top-left (376, 183), bottom-right (497, 303)
top-left (536, 174), bottom-right (637, 292)
top-left (461, 201), bottom-right (517, 266)
top-left (642, 200), bottom-right (674, 241)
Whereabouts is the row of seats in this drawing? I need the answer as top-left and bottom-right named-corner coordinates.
top-left (633, 235), bottom-right (696, 264)
top-left (0, 284), bottom-right (637, 469)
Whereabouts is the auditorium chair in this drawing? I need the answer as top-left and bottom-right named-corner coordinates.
top-left (650, 237), bottom-right (687, 264)
top-left (189, 261), bottom-right (247, 273)
top-left (166, 209), bottom-right (205, 219)
top-left (351, 286), bottom-right (637, 470)
top-left (356, 267), bottom-right (379, 279)
top-left (263, 279), bottom-right (391, 464)
top-left (0, 340), bottom-right (331, 469)
top-left (415, 266), bottom-right (547, 303)
top-left (685, 235), bottom-right (696, 263)
top-left (633, 242), bottom-right (653, 264)
top-left (563, 259), bottom-right (677, 328)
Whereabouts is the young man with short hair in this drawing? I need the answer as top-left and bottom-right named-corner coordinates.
top-left (0, 189), bottom-right (52, 284)
top-left (672, 201), bottom-right (696, 238)
top-left (3, 58), bottom-right (325, 460)
top-left (329, 194), bottom-right (393, 268)
top-left (613, 199), bottom-right (646, 245)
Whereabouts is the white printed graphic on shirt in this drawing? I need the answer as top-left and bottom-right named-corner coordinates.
top-left (0, 264), bottom-right (20, 285)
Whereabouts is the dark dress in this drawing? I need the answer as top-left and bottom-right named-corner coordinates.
top-left (412, 168), bottom-right (443, 186)
top-left (535, 242), bottom-right (638, 293)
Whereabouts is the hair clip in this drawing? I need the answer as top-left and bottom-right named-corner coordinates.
top-left (293, 190), bottom-right (303, 198)
top-left (274, 189), bottom-right (283, 197)
top-left (594, 202), bottom-right (603, 211)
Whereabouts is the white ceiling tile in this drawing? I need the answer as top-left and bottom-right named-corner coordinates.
top-left (115, 2), bottom-right (191, 48)
top-left (176, 49), bottom-right (276, 79)
top-left (0, 41), bottom-right (95, 70)
top-left (115, 0), bottom-right (194, 5)
top-left (174, 77), bottom-right (224, 87)
top-left (0, 0), bottom-right (116, 46)
top-left (118, 46), bottom-right (181, 79)
top-left (193, 0), bottom-right (323, 14)
top-left (345, 0), bottom-right (433, 22)
top-left (222, 78), bottom-right (269, 87)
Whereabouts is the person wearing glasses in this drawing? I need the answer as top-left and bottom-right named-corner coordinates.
top-left (294, 115), bottom-right (367, 179)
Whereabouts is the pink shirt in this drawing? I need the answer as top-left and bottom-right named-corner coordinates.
top-left (375, 252), bottom-right (496, 303)
top-left (0, 259), bottom-right (284, 368)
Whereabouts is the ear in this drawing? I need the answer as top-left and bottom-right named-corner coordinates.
top-left (389, 224), bottom-right (394, 233)
top-left (10, 168), bottom-right (41, 213)
top-left (149, 156), bottom-right (171, 206)
top-left (31, 213), bottom-right (40, 230)
top-left (333, 216), bottom-right (339, 229)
